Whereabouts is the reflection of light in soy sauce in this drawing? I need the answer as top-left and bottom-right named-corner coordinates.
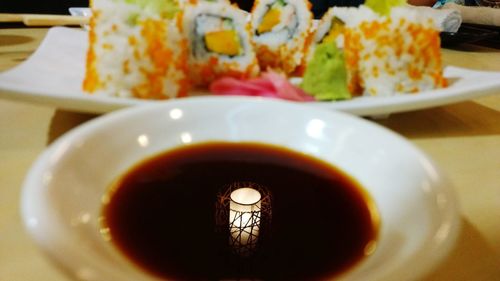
top-left (229, 187), bottom-right (262, 256)
top-left (101, 142), bottom-right (378, 281)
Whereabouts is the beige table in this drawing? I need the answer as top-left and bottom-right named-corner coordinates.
top-left (1, 28), bottom-right (499, 281)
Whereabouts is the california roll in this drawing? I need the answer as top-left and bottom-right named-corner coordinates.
top-left (183, 1), bottom-right (259, 87)
top-left (342, 6), bottom-right (447, 96)
top-left (83, 0), bottom-right (188, 99)
top-left (250, 0), bottom-right (313, 74)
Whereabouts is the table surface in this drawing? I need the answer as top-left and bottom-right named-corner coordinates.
top-left (1, 28), bottom-right (499, 281)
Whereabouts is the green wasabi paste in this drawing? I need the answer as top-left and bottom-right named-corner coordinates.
top-left (300, 42), bottom-right (350, 101)
top-left (365, 0), bottom-right (407, 16)
top-left (124, 0), bottom-right (180, 19)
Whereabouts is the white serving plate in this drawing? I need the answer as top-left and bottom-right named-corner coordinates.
top-left (1, 27), bottom-right (498, 116)
top-left (21, 97), bottom-right (460, 281)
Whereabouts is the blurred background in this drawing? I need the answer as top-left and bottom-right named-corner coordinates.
top-left (0, 1), bottom-right (89, 14)
top-left (0, 0), bottom-right (364, 18)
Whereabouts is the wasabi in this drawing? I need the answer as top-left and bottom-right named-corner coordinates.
top-left (365, 0), bottom-right (407, 16)
top-left (300, 42), bottom-right (350, 101)
top-left (124, 0), bottom-right (180, 19)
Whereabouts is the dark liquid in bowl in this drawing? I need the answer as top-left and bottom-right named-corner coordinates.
top-left (103, 142), bottom-right (378, 280)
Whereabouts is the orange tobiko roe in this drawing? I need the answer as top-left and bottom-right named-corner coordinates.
top-left (131, 19), bottom-right (174, 99)
top-left (344, 17), bottom-right (447, 96)
top-left (82, 11), bottom-right (101, 93)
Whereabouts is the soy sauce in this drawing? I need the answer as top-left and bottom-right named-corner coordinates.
top-left (102, 142), bottom-right (378, 280)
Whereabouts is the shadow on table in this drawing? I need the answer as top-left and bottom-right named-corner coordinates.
top-left (0, 35), bottom-right (34, 46)
top-left (423, 218), bottom-right (500, 281)
top-left (374, 101), bottom-right (500, 139)
top-left (47, 110), bottom-right (98, 144)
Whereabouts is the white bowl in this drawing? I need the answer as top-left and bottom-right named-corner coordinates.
top-left (21, 97), bottom-right (460, 281)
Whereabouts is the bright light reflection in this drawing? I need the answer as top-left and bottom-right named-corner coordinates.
top-left (229, 188), bottom-right (262, 251)
top-left (137, 134), bottom-right (149, 147)
top-left (306, 119), bottom-right (326, 139)
top-left (169, 108), bottom-right (183, 120)
top-left (80, 213), bottom-right (91, 224)
top-left (180, 132), bottom-right (192, 143)
top-left (27, 217), bottom-right (38, 228)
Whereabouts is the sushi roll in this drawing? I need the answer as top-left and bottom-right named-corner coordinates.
top-left (313, 7), bottom-right (346, 46)
top-left (302, 6), bottom-right (346, 64)
top-left (342, 6), bottom-right (447, 96)
top-left (83, 0), bottom-right (189, 99)
top-left (251, 0), bottom-right (313, 74)
top-left (183, 1), bottom-right (259, 87)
